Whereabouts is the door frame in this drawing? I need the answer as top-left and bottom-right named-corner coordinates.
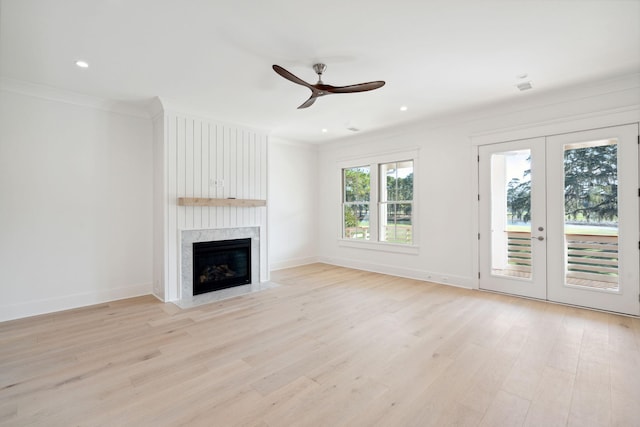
top-left (471, 108), bottom-right (640, 312)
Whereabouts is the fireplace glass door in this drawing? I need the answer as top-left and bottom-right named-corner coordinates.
top-left (193, 238), bottom-right (251, 295)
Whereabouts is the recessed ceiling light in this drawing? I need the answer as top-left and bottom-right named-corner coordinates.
top-left (321, 128), bottom-right (328, 133)
top-left (400, 106), bottom-right (408, 112)
top-left (75, 60), bottom-right (89, 68)
top-left (516, 73), bottom-right (528, 80)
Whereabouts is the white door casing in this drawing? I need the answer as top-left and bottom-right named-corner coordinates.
top-left (479, 124), bottom-right (639, 316)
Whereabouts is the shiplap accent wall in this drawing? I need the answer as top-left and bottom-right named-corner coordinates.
top-left (153, 103), bottom-right (268, 302)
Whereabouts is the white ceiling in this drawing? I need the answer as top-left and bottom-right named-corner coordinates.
top-left (1, 0), bottom-right (639, 143)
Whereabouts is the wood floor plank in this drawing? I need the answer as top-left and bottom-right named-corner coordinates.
top-left (0, 263), bottom-right (637, 426)
top-left (479, 389), bottom-right (530, 427)
top-left (568, 359), bottom-right (612, 427)
top-left (523, 366), bottom-right (574, 426)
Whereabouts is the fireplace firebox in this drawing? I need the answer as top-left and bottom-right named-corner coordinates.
top-left (192, 238), bottom-right (251, 295)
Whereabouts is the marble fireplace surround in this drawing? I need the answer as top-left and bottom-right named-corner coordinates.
top-left (179, 227), bottom-right (265, 308)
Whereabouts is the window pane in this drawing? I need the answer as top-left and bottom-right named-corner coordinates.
top-left (380, 161), bottom-right (413, 202)
top-left (396, 161), bottom-right (413, 201)
top-left (344, 167), bottom-right (370, 202)
top-left (380, 203), bottom-right (413, 244)
top-left (380, 162), bottom-right (397, 201)
top-left (563, 139), bottom-right (618, 291)
top-left (344, 204), bottom-right (370, 240)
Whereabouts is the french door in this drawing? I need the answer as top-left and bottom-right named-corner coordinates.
top-left (479, 124), bottom-right (639, 316)
top-left (479, 137), bottom-right (547, 300)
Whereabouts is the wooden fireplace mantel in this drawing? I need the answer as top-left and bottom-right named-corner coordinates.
top-left (177, 197), bottom-right (266, 207)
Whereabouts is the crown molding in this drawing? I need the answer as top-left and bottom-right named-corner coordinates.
top-left (0, 77), bottom-right (151, 119)
top-left (149, 96), bottom-right (165, 119)
top-left (319, 73), bottom-right (640, 152)
top-left (469, 105), bottom-right (640, 146)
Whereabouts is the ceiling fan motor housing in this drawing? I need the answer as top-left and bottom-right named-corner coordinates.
top-left (313, 63), bottom-right (326, 84)
top-left (313, 63), bottom-right (327, 76)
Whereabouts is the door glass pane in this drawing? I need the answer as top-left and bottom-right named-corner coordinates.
top-left (491, 150), bottom-right (532, 279)
top-left (563, 139), bottom-right (618, 291)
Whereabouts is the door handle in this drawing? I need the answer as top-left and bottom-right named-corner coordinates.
top-left (531, 236), bottom-right (544, 241)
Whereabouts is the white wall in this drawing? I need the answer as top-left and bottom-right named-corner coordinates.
top-left (268, 138), bottom-right (318, 270)
top-left (316, 74), bottom-right (640, 289)
top-left (0, 87), bottom-right (153, 322)
top-left (317, 125), bottom-right (475, 286)
top-left (1, 73), bottom-right (636, 321)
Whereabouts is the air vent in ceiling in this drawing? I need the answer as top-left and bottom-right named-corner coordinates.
top-left (516, 81), bottom-right (533, 91)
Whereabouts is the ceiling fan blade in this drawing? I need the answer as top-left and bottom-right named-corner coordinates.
top-left (274, 63), bottom-right (385, 108)
top-left (327, 81), bottom-right (386, 94)
top-left (297, 95), bottom-right (317, 109)
top-left (273, 65), bottom-right (313, 89)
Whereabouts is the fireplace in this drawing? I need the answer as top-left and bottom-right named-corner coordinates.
top-left (192, 238), bottom-right (251, 295)
top-left (180, 227), bottom-right (261, 305)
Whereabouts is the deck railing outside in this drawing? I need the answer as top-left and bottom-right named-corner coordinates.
top-left (507, 231), bottom-right (618, 289)
top-left (344, 226), bottom-right (412, 243)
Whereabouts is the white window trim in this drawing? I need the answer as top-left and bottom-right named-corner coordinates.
top-left (338, 238), bottom-right (420, 254)
top-left (338, 148), bottom-right (419, 252)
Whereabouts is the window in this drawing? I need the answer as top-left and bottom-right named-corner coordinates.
top-left (380, 161), bottom-right (413, 243)
top-left (343, 166), bottom-right (371, 240)
top-left (342, 157), bottom-right (414, 245)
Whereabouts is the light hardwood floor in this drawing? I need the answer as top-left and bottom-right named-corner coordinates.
top-left (1, 264), bottom-right (639, 426)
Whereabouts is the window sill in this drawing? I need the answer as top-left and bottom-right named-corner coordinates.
top-left (338, 239), bottom-right (419, 255)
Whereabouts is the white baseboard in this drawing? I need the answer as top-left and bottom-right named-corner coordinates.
top-left (0, 283), bottom-right (152, 322)
top-left (317, 256), bottom-right (473, 290)
top-left (269, 256), bottom-right (321, 271)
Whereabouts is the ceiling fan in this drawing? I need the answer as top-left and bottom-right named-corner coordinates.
top-left (272, 63), bottom-right (385, 109)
